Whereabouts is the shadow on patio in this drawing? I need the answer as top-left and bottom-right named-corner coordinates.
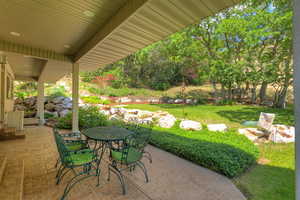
top-left (0, 126), bottom-right (247, 200)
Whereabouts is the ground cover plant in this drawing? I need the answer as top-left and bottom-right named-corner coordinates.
top-left (56, 106), bottom-right (108, 129)
top-left (150, 124), bottom-right (259, 178)
top-left (127, 104), bottom-right (294, 128)
top-left (127, 104), bottom-right (294, 200)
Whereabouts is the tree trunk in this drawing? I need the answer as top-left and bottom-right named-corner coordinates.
top-left (211, 81), bottom-right (218, 98)
top-left (276, 87), bottom-right (288, 108)
top-left (251, 85), bottom-right (257, 104)
top-left (259, 82), bottom-right (268, 102)
top-left (221, 84), bottom-right (226, 99)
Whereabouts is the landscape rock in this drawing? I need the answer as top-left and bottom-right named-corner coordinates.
top-left (123, 113), bottom-right (139, 123)
top-left (109, 114), bottom-right (122, 121)
top-left (180, 120), bottom-right (202, 131)
top-left (62, 97), bottom-right (72, 105)
top-left (63, 103), bottom-right (72, 109)
top-left (137, 117), bottom-right (153, 125)
top-left (174, 99), bottom-right (184, 104)
top-left (24, 96), bottom-right (36, 106)
top-left (185, 99), bottom-right (193, 104)
top-left (269, 124), bottom-right (295, 143)
top-left (51, 96), bottom-right (65, 104)
top-left (99, 110), bottom-right (110, 116)
top-left (207, 124), bottom-right (227, 132)
top-left (54, 104), bottom-right (64, 112)
top-left (14, 98), bottom-right (23, 104)
top-left (14, 104), bottom-right (27, 111)
top-left (158, 115), bottom-right (176, 128)
top-left (45, 103), bottom-right (56, 111)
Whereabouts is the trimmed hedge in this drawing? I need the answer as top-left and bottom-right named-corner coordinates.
top-left (149, 125), bottom-right (259, 178)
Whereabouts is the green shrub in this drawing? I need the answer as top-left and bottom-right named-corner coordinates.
top-left (47, 86), bottom-right (68, 99)
top-left (56, 106), bottom-right (108, 129)
top-left (149, 125), bottom-right (259, 178)
top-left (81, 96), bottom-right (111, 104)
top-left (44, 112), bottom-right (56, 119)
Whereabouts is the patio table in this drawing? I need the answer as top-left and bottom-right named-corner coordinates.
top-left (81, 126), bottom-right (134, 185)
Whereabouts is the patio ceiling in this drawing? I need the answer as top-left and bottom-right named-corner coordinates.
top-left (0, 0), bottom-right (240, 83)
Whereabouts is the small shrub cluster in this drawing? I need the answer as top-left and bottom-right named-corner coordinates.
top-left (56, 106), bottom-right (108, 129)
top-left (81, 96), bottom-right (111, 105)
top-left (149, 126), bottom-right (259, 178)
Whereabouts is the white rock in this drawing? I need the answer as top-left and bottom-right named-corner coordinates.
top-left (123, 113), bottom-right (139, 123)
top-left (174, 99), bottom-right (184, 104)
top-left (62, 97), bottom-right (72, 105)
top-left (158, 115), bottom-right (176, 128)
top-left (185, 99), bottom-right (193, 104)
top-left (109, 114), bottom-right (122, 121)
top-left (179, 120), bottom-right (202, 131)
top-left (207, 124), bottom-right (227, 132)
top-left (52, 96), bottom-right (65, 104)
top-left (269, 124), bottom-right (295, 143)
top-left (99, 110), bottom-right (110, 116)
top-left (63, 103), bottom-right (72, 109)
top-left (119, 97), bottom-right (132, 103)
top-left (137, 117), bottom-right (153, 125)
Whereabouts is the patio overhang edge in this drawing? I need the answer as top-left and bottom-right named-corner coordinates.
top-left (73, 0), bottom-right (147, 63)
top-left (0, 40), bottom-right (72, 63)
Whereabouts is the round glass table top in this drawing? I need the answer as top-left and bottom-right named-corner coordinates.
top-left (82, 126), bottom-right (133, 141)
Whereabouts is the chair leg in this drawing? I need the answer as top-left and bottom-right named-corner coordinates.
top-left (108, 164), bottom-right (126, 195)
top-left (57, 168), bottom-right (72, 185)
top-left (60, 172), bottom-right (96, 200)
top-left (136, 161), bottom-right (149, 183)
top-left (143, 151), bottom-right (152, 164)
top-left (55, 158), bottom-right (60, 168)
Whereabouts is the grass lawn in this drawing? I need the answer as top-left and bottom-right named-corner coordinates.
top-left (127, 104), bottom-right (294, 128)
top-left (127, 104), bottom-right (295, 200)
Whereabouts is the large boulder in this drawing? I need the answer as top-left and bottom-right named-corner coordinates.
top-left (158, 115), bottom-right (176, 128)
top-left (24, 96), bottom-right (36, 106)
top-left (174, 99), bottom-right (184, 104)
top-left (63, 103), bottom-right (72, 109)
top-left (45, 103), bottom-right (56, 111)
top-left (179, 120), bottom-right (202, 131)
top-left (137, 117), bottom-right (153, 125)
top-left (51, 96), bottom-right (65, 104)
top-left (54, 104), bottom-right (64, 112)
top-left (207, 124), bottom-right (227, 132)
top-left (14, 104), bottom-right (27, 111)
top-left (269, 124), bottom-right (295, 143)
top-left (14, 98), bottom-right (23, 104)
top-left (123, 113), bottom-right (139, 123)
top-left (62, 97), bottom-right (72, 105)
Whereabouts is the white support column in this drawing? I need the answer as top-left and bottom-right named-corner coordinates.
top-left (72, 63), bottom-right (80, 133)
top-left (37, 79), bottom-right (45, 125)
top-left (294, 0), bottom-right (300, 199)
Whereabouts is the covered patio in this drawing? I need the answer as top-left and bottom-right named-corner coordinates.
top-left (0, 0), bottom-right (299, 200)
top-left (0, 126), bottom-right (245, 200)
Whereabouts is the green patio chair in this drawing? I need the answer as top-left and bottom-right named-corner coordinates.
top-left (123, 124), bottom-right (153, 163)
top-left (53, 130), bottom-right (99, 200)
top-left (107, 130), bottom-right (150, 195)
top-left (53, 127), bottom-right (89, 168)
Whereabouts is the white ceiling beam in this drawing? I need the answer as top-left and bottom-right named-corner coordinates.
top-left (37, 60), bottom-right (49, 82)
top-left (74, 0), bottom-right (148, 62)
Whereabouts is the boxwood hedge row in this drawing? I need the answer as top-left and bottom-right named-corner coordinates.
top-left (149, 126), bottom-right (259, 178)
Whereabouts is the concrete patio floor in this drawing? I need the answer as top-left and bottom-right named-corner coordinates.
top-left (0, 126), bottom-right (246, 200)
